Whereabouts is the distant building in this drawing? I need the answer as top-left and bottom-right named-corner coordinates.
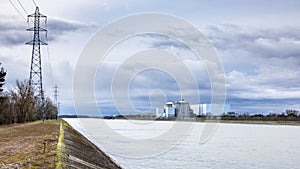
top-left (174, 99), bottom-right (192, 119)
top-left (162, 99), bottom-right (194, 119)
top-left (163, 102), bottom-right (175, 118)
top-left (190, 104), bottom-right (231, 116)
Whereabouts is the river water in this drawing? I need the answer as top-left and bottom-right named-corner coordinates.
top-left (64, 118), bottom-right (300, 169)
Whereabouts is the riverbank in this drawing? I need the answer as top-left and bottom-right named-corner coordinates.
top-left (0, 120), bottom-right (59, 168)
top-left (57, 119), bottom-right (122, 169)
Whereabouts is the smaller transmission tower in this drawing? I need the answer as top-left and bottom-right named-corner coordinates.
top-left (26, 7), bottom-right (47, 121)
top-left (53, 85), bottom-right (59, 117)
top-left (53, 85), bottom-right (59, 107)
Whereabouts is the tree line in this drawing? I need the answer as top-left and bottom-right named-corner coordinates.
top-left (219, 110), bottom-right (300, 121)
top-left (0, 64), bottom-right (58, 125)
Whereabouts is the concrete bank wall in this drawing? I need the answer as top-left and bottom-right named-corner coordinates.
top-left (56, 119), bottom-right (122, 169)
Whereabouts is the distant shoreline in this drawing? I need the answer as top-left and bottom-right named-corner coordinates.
top-left (121, 118), bottom-right (300, 126)
top-left (215, 120), bottom-right (300, 126)
top-left (156, 119), bottom-right (300, 126)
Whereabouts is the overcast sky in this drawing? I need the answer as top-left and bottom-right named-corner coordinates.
top-left (1, 0), bottom-right (300, 115)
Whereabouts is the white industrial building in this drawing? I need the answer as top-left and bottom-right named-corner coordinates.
top-left (164, 102), bottom-right (175, 118)
top-left (174, 99), bottom-right (192, 119)
top-left (158, 99), bottom-right (194, 119)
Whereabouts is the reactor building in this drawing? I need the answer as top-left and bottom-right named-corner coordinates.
top-left (162, 99), bottom-right (195, 119)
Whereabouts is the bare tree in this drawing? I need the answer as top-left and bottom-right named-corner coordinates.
top-left (286, 109), bottom-right (299, 117)
top-left (44, 97), bottom-right (58, 120)
top-left (0, 94), bottom-right (15, 125)
top-left (10, 80), bottom-right (39, 123)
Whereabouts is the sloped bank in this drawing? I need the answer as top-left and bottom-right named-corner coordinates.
top-left (56, 119), bottom-right (122, 169)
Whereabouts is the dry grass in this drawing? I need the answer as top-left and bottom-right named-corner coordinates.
top-left (0, 120), bottom-right (59, 169)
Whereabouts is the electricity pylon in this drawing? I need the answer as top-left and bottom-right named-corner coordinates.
top-left (53, 85), bottom-right (59, 107)
top-left (53, 85), bottom-right (59, 117)
top-left (26, 7), bottom-right (47, 121)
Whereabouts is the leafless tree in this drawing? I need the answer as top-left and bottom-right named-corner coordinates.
top-left (10, 80), bottom-right (39, 123)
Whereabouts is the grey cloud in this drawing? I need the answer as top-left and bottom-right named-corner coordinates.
top-left (0, 31), bottom-right (28, 46)
top-left (141, 34), bottom-right (189, 50)
top-left (226, 68), bottom-right (300, 100)
top-left (204, 24), bottom-right (300, 85)
top-left (0, 16), bottom-right (27, 46)
top-left (202, 24), bottom-right (300, 112)
top-left (86, 24), bottom-right (300, 114)
top-left (204, 24), bottom-right (300, 59)
top-left (47, 17), bottom-right (96, 35)
top-left (0, 15), bottom-right (96, 46)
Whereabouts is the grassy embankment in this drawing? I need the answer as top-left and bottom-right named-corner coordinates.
top-left (0, 119), bottom-right (121, 169)
top-left (0, 120), bottom-right (59, 169)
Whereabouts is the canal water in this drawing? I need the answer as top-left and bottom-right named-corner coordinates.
top-left (65, 118), bottom-right (300, 169)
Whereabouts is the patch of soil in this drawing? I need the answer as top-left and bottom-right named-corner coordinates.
top-left (0, 121), bottom-right (59, 169)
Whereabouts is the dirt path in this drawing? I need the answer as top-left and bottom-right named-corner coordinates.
top-left (0, 120), bottom-right (59, 168)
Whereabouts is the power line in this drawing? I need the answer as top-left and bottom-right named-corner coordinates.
top-left (8, 0), bottom-right (27, 21)
top-left (32, 0), bottom-right (37, 7)
top-left (45, 40), bottom-right (54, 86)
top-left (45, 21), bottom-right (54, 86)
top-left (16, 0), bottom-right (34, 23)
top-left (17, 0), bottom-right (28, 15)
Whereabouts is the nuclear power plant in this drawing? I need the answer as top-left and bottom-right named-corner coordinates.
top-left (156, 99), bottom-right (231, 119)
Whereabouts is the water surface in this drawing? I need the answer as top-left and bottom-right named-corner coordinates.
top-left (65, 118), bottom-right (300, 169)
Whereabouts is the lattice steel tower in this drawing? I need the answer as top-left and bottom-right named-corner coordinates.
top-left (26, 7), bottom-right (47, 121)
top-left (53, 85), bottom-right (59, 107)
